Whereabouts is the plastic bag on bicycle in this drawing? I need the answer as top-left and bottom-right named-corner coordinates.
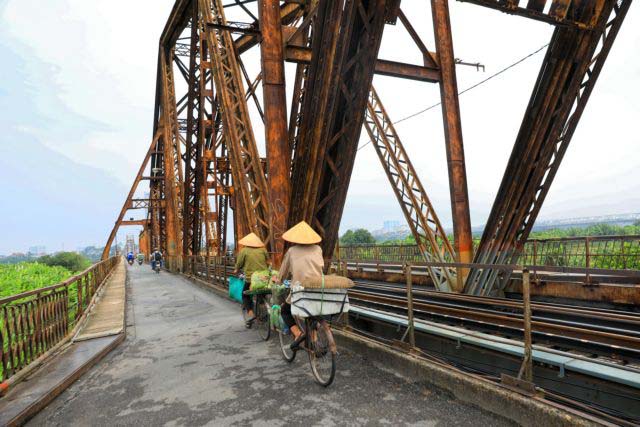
top-left (290, 284), bottom-right (350, 318)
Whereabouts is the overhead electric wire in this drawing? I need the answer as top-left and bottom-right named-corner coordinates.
top-left (357, 43), bottom-right (549, 152)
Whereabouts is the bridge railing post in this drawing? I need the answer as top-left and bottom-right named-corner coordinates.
top-left (585, 237), bottom-right (591, 285)
top-left (405, 263), bottom-right (416, 348)
top-left (518, 268), bottom-right (533, 383)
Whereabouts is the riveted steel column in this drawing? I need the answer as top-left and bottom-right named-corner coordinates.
top-left (431, 0), bottom-right (473, 290)
top-left (259, 0), bottom-right (291, 266)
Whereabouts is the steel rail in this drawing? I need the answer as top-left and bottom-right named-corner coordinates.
top-left (347, 290), bottom-right (640, 355)
top-left (353, 281), bottom-right (640, 326)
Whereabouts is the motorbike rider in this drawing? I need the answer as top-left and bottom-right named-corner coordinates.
top-left (151, 248), bottom-right (163, 270)
top-left (126, 251), bottom-right (134, 264)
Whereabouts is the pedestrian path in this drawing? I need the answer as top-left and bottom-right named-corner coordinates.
top-left (29, 265), bottom-right (509, 426)
top-left (75, 259), bottom-right (126, 341)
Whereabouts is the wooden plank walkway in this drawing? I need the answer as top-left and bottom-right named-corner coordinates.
top-left (75, 260), bottom-right (126, 341)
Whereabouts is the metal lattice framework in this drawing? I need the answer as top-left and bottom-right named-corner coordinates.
top-left (200, 0), bottom-right (271, 245)
top-left (104, 0), bottom-right (632, 299)
top-left (467, 0), bottom-right (633, 295)
top-left (364, 87), bottom-right (457, 292)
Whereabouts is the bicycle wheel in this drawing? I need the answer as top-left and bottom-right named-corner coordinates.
top-left (308, 320), bottom-right (336, 387)
top-left (256, 297), bottom-right (271, 341)
top-left (279, 328), bottom-right (296, 362)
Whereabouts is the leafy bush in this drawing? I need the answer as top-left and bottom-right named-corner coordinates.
top-left (0, 263), bottom-right (72, 298)
top-left (340, 229), bottom-right (376, 245)
top-left (38, 252), bottom-right (91, 272)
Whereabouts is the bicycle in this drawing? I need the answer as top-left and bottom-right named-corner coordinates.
top-left (242, 288), bottom-right (271, 341)
top-left (278, 315), bottom-right (337, 387)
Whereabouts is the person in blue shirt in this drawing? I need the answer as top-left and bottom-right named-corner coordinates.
top-left (126, 252), bottom-right (134, 265)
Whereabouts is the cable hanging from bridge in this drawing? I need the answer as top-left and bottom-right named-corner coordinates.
top-left (357, 43), bottom-right (550, 152)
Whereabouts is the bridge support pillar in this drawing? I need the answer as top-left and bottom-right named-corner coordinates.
top-left (259, 0), bottom-right (291, 266)
top-left (431, 0), bottom-right (473, 290)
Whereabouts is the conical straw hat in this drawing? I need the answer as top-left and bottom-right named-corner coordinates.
top-left (282, 221), bottom-right (322, 244)
top-left (238, 232), bottom-right (265, 248)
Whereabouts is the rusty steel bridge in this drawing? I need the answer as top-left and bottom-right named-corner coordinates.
top-left (6, 0), bottom-right (635, 424)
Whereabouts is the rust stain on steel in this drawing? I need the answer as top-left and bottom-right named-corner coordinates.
top-left (284, 45), bottom-right (441, 83)
top-left (259, 0), bottom-right (291, 266)
top-left (469, 0), bottom-right (632, 296)
top-left (431, 0), bottom-right (473, 288)
top-left (200, 0), bottom-right (271, 245)
top-left (160, 49), bottom-right (183, 258)
top-left (288, 0), bottom-right (391, 258)
top-left (363, 87), bottom-right (456, 292)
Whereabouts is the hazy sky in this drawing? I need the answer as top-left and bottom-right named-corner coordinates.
top-left (0, 0), bottom-right (638, 254)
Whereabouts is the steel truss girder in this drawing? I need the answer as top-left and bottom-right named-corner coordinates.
top-left (364, 87), bottom-right (456, 292)
top-left (159, 49), bottom-right (184, 258)
top-left (467, 0), bottom-right (632, 296)
top-left (289, 0), bottom-right (392, 257)
top-left (199, 0), bottom-right (271, 244)
top-left (182, 7), bottom-right (204, 257)
top-left (101, 130), bottom-right (162, 259)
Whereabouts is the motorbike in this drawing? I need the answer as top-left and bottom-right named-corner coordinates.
top-left (127, 258), bottom-right (134, 266)
top-left (137, 259), bottom-right (143, 265)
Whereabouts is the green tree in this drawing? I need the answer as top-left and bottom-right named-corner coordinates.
top-left (340, 229), bottom-right (376, 245)
top-left (38, 252), bottom-right (91, 272)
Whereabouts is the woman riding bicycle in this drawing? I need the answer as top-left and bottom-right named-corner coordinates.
top-left (277, 221), bottom-right (324, 350)
top-left (234, 232), bottom-right (270, 328)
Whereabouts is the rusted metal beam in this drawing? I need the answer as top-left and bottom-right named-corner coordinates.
top-left (234, 3), bottom-right (302, 54)
top-left (120, 220), bottom-right (150, 226)
top-left (284, 45), bottom-right (440, 83)
top-left (431, 0), bottom-right (473, 286)
top-left (102, 130), bottom-right (162, 259)
top-left (363, 87), bottom-right (457, 292)
top-left (259, 0), bottom-right (291, 265)
top-left (182, 6), bottom-right (203, 258)
top-left (200, 0), bottom-right (271, 244)
top-left (456, 0), bottom-right (606, 29)
top-left (468, 0), bottom-right (631, 296)
top-left (160, 48), bottom-right (183, 258)
top-left (289, 0), bottom-right (392, 257)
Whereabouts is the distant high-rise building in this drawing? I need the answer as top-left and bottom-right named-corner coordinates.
top-left (383, 220), bottom-right (400, 231)
top-left (28, 246), bottom-right (46, 256)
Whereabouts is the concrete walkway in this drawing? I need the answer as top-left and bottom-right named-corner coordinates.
top-left (30, 265), bottom-right (510, 426)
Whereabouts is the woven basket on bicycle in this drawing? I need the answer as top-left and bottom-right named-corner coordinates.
top-left (301, 275), bottom-right (354, 289)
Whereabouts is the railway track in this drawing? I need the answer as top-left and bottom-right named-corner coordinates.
top-left (349, 280), bottom-right (640, 364)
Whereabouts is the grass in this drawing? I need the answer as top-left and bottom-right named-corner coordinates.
top-left (0, 263), bottom-right (73, 299)
top-left (0, 263), bottom-right (79, 381)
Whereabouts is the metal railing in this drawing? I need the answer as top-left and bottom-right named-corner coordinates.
top-left (165, 255), bottom-right (235, 289)
top-left (520, 235), bottom-right (640, 270)
top-left (0, 257), bottom-right (118, 382)
top-left (338, 235), bottom-right (640, 270)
